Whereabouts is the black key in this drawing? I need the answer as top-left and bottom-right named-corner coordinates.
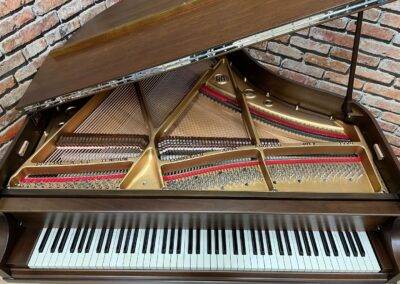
top-left (142, 228), bottom-right (150, 253)
top-left (345, 231), bottom-right (358, 257)
top-left (327, 230), bottom-right (338, 257)
top-left (319, 230), bottom-right (330, 256)
top-left (150, 229), bottom-right (158, 254)
top-left (239, 229), bottom-right (246, 255)
top-left (58, 227), bottom-right (70, 253)
top-left (51, 228), bottom-right (64, 253)
top-left (161, 228), bottom-right (168, 254)
top-left (352, 231), bottom-right (365, 257)
top-left (196, 228), bottom-right (201, 254)
top-left (275, 230), bottom-right (284, 255)
top-left (70, 227), bottom-right (81, 253)
top-left (308, 231), bottom-right (318, 256)
top-left (39, 227), bottom-right (52, 253)
top-left (130, 228), bottom-right (139, 253)
top-left (283, 230), bottom-right (292, 256)
top-left (221, 229), bottom-right (227, 255)
top-left (264, 229), bottom-right (272, 255)
top-left (301, 229), bottom-right (311, 256)
top-left (294, 230), bottom-right (303, 256)
top-left (250, 229), bottom-right (257, 255)
top-left (257, 229), bottom-right (265, 255)
top-left (84, 228), bottom-right (95, 253)
top-left (176, 228), bottom-right (182, 254)
top-left (116, 228), bottom-right (125, 253)
top-left (207, 229), bottom-right (212, 254)
top-left (232, 229), bottom-right (238, 255)
top-left (188, 228), bottom-right (193, 254)
top-left (105, 228), bottom-right (114, 253)
top-left (78, 226), bottom-right (89, 253)
top-left (96, 228), bottom-right (107, 253)
top-left (339, 231), bottom-right (350, 257)
top-left (214, 229), bottom-right (219, 254)
top-left (169, 228), bottom-right (176, 254)
top-left (123, 228), bottom-right (132, 253)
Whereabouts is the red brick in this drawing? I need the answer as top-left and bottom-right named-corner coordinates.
top-left (250, 41), bottom-right (267, 51)
top-left (392, 145), bottom-right (400, 157)
top-left (379, 59), bottom-right (400, 76)
top-left (267, 42), bottom-right (303, 60)
top-left (323, 71), bottom-right (364, 90)
top-left (106, 0), bottom-right (122, 8)
top-left (363, 94), bottom-right (400, 114)
top-left (356, 67), bottom-right (395, 85)
top-left (58, 0), bottom-right (82, 20)
top-left (316, 80), bottom-right (347, 96)
top-left (33, 0), bottom-right (67, 16)
top-left (347, 21), bottom-right (395, 41)
top-left (0, 80), bottom-right (31, 108)
top-left (279, 69), bottom-right (317, 87)
top-left (81, 0), bottom-right (95, 9)
top-left (386, 133), bottom-right (400, 147)
top-left (381, 112), bottom-right (400, 125)
top-left (79, 3), bottom-right (106, 25)
top-left (296, 28), bottom-right (309, 36)
top-left (22, 38), bottom-right (47, 59)
top-left (330, 47), bottom-right (380, 68)
top-left (310, 27), bottom-right (354, 48)
top-left (394, 34), bottom-right (400, 46)
top-left (282, 59), bottom-right (324, 78)
top-left (0, 52), bottom-right (25, 77)
top-left (383, 1), bottom-right (400, 12)
top-left (378, 119), bottom-right (398, 133)
top-left (290, 36), bottom-right (331, 54)
top-left (0, 0), bottom-right (33, 18)
top-left (380, 12), bottom-right (400, 29)
top-left (32, 50), bottom-right (49, 69)
top-left (360, 39), bottom-right (400, 60)
top-left (304, 53), bottom-right (349, 73)
top-left (0, 108), bottom-right (22, 129)
top-left (14, 63), bottom-right (36, 82)
top-left (363, 8), bottom-right (381, 22)
top-left (45, 18), bottom-right (80, 45)
top-left (257, 61), bottom-right (280, 74)
top-left (273, 34), bottom-right (290, 44)
top-left (0, 76), bottom-right (16, 96)
top-left (2, 12), bottom-right (59, 53)
top-left (364, 83), bottom-right (400, 100)
top-left (248, 48), bottom-right (281, 66)
top-left (0, 116), bottom-right (26, 144)
top-left (395, 79), bottom-right (400, 89)
top-left (321, 18), bottom-right (349, 30)
top-left (0, 7), bottom-right (35, 38)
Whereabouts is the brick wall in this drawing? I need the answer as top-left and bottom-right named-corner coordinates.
top-left (0, 0), bottom-right (399, 159)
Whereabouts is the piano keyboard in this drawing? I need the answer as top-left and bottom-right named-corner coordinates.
top-left (29, 226), bottom-right (380, 273)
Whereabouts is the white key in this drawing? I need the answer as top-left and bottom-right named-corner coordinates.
top-left (324, 231), bottom-right (341, 272)
top-left (116, 228), bottom-right (126, 269)
top-left (177, 229), bottom-right (186, 270)
top-left (235, 229), bottom-right (245, 270)
top-left (182, 229), bottom-right (191, 270)
top-left (82, 228), bottom-right (98, 269)
top-left (269, 230), bottom-right (284, 271)
top-left (358, 231), bottom-right (380, 273)
top-left (60, 228), bottom-right (75, 268)
top-left (68, 227), bottom-right (83, 268)
top-left (190, 228), bottom-right (197, 270)
top-left (347, 231), bottom-right (367, 272)
top-left (203, 229), bottom-right (211, 270)
top-left (226, 230), bottom-right (237, 270)
top-left (296, 230), bottom-right (312, 272)
top-left (216, 229), bottom-right (224, 270)
top-left (341, 231), bottom-right (360, 272)
top-left (133, 229), bottom-right (144, 269)
top-left (162, 228), bottom-right (171, 270)
top-left (102, 229), bottom-right (116, 269)
top-left (243, 230), bottom-right (253, 271)
top-left (210, 229), bottom-right (218, 270)
top-left (122, 228), bottom-right (133, 269)
top-left (156, 229), bottom-right (167, 269)
top-left (198, 229), bottom-right (206, 270)
top-left (35, 228), bottom-right (56, 268)
top-left (95, 228), bottom-right (108, 269)
top-left (261, 229), bottom-right (273, 271)
top-left (150, 228), bottom-right (161, 269)
top-left (29, 228), bottom-right (48, 267)
top-left (109, 228), bottom-right (120, 269)
top-left (279, 230), bottom-right (291, 271)
top-left (332, 231), bottom-right (353, 272)
top-left (170, 228), bottom-right (178, 270)
top-left (289, 230), bottom-right (304, 272)
top-left (304, 230), bottom-right (319, 272)
top-left (284, 230), bottom-right (298, 271)
top-left (314, 230), bottom-right (330, 272)
top-left (48, 228), bottom-right (65, 268)
top-left (254, 229), bottom-right (265, 271)
top-left (141, 228), bottom-right (151, 269)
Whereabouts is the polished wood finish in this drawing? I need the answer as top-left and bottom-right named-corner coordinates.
top-left (17, 0), bottom-right (359, 108)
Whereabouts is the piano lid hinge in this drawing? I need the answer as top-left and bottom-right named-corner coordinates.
top-left (342, 11), bottom-right (363, 122)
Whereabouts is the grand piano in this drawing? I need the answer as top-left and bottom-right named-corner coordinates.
top-left (0, 0), bottom-right (400, 282)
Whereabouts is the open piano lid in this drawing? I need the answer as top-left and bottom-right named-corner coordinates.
top-left (18, 0), bottom-right (391, 112)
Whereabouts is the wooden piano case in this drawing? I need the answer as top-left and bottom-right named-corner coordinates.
top-left (0, 0), bottom-right (400, 282)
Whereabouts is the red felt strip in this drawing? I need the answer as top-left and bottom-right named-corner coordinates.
top-left (200, 84), bottom-right (349, 140)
